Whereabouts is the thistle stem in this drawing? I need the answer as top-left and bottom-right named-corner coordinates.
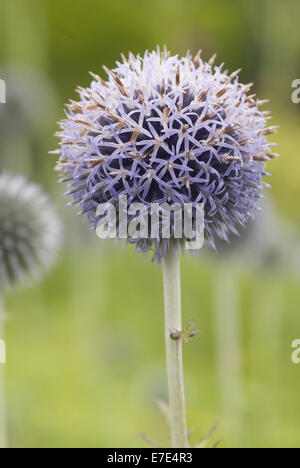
top-left (0, 297), bottom-right (7, 449)
top-left (163, 250), bottom-right (189, 448)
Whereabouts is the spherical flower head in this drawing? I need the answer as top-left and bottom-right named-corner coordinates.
top-left (0, 173), bottom-right (62, 291)
top-left (54, 48), bottom-right (279, 262)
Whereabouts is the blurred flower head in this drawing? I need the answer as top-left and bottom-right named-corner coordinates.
top-left (0, 173), bottom-right (62, 291)
top-left (54, 47), bottom-right (278, 261)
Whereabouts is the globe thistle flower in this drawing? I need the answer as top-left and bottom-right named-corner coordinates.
top-left (53, 47), bottom-right (279, 262)
top-left (52, 48), bottom-right (279, 449)
top-left (0, 173), bottom-right (62, 291)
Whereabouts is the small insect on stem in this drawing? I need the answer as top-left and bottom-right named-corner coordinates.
top-left (170, 318), bottom-right (200, 344)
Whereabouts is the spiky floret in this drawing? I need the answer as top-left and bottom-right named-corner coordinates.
top-left (0, 173), bottom-right (62, 291)
top-left (53, 47), bottom-right (278, 261)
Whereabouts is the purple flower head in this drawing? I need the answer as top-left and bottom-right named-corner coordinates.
top-left (53, 47), bottom-right (279, 262)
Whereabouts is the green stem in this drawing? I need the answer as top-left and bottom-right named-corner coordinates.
top-left (163, 250), bottom-right (189, 448)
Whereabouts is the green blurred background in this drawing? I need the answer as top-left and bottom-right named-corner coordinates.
top-left (0, 0), bottom-right (300, 448)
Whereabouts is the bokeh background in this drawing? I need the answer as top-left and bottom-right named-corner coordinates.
top-left (0, 0), bottom-right (300, 448)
